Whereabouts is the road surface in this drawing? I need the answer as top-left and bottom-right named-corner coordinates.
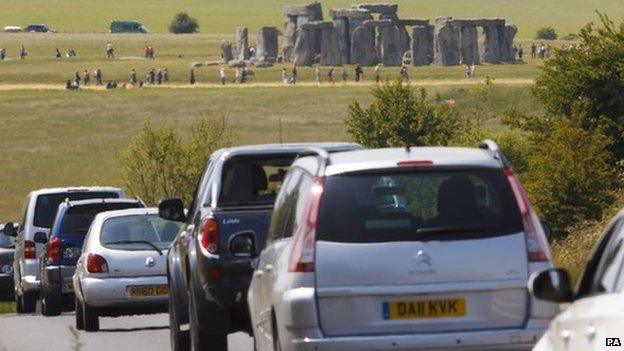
top-left (0, 312), bottom-right (253, 351)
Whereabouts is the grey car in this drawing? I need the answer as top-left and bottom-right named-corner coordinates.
top-left (73, 208), bottom-right (182, 332)
top-left (0, 224), bottom-right (16, 301)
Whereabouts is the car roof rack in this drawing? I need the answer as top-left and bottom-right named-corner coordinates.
top-left (297, 147), bottom-right (331, 176)
top-left (478, 139), bottom-right (510, 168)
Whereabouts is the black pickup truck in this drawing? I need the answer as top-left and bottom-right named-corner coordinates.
top-left (159, 142), bottom-right (361, 351)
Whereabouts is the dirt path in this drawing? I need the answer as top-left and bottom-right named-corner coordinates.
top-left (0, 78), bottom-right (534, 91)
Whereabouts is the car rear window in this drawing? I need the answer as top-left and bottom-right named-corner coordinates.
top-left (317, 168), bottom-right (523, 243)
top-left (218, 155), bottom-right (297, 208)
top-left (33, 191), bottom-right (120, 229)
top-left (100, 215), bottom-right (182, 250)
top-left (58, 202), bottom-right (143, 236)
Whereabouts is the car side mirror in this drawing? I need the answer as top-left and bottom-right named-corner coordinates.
top-left (529, 268), bottom-right (574, 303)
top-left (33, 232), bottom-right (48, 244)
top-left (2, 222), bottom-right (17, 237)
top-left (158, 198), bottom-right (187, 222)
top-left (541, 220), bottom-right (553, 241)
top-left (229, 232), bottom-right (257, 258)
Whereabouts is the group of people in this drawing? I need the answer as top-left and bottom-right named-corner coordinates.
top-left (66, 68), bottom-right (103, 89)
top-left (0, 45), bottom-right (27, 60)
top-left (56, 48), bottom-right (77, 59)
top-left (530, 43), bottom-right (551, 59)
top-left (274, 64), bottom-right (407, 86)
top-left (137, 68), bottom-right (170, 86)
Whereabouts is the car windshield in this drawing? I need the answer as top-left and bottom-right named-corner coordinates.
top-left (34, 191), bottom-right (120, 229)
top-left (100, 214), bottom-right (182, 251)
top-left (57, 202), bottom-right (143, 236)
top-left (316, 168), bottom-right (523, 243)
top-left (218, 155), bottom-right (296, 208)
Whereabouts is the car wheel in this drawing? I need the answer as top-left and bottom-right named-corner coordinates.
top-left (15, 293), bottom-right (24, 314)
top-left (22, 291), bottom-right (37, 313)
top-left (75, 297), bottom-right (84, 330)
top-left (169, 289), bottom-right (189, 351)
top-left (42, 288), bottom-right (61, 316)
top-left (83, 303), bottom-right (99, 332)
top-left (188, 281), bottom-right (227, 351)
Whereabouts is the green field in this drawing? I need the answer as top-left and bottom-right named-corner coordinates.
top-left (1, 0), bottom-right (622, 38)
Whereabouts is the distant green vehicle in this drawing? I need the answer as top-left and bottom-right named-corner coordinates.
top-left (109, 20), bottom-right (149, 33)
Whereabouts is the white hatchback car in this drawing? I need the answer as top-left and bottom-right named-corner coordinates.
top-left (73, 208), bottom-right (181, 332)
top-left (530, 210), bottom-right (624, 351)
top-left (247, 141), bottom-right (558, 351)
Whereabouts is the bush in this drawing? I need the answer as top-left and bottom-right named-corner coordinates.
top-left (536, 26), bottom-right (557, 40)
top-left (561, 33), bottom-right (578, 41)
top-left (534, 13), bottom-right (624, 159)
top-left (345, 80), bottom-right (467, 148)
top-left (121, 114), bottom-right (230, 205)
top-left (169, 12), bottom-right (199, 34)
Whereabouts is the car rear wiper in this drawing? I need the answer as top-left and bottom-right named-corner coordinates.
top-left (416, 226), bottom-right (494, 238)
top-left (104, 240), bottom-right (163, 256)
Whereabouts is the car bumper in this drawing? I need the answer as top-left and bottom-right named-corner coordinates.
top-left (0, 274), bottom-right (15, 300)
top-left (43, 265), bottom-right (75, 294)
top-left (287, 327), bottom-right (545, 351)
top-left (80, 275), bottom-right (168, 308)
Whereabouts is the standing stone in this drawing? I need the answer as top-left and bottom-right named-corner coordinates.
top-left (294, 27), bottom-right (315, 66)
top-left (459, 25), bottom-right (479, 64)
top-left (380, 25), bottom-right (403, 66)
top-left (256, 27), bottom-right (279, 62)
top-left (481, 19), bottom-right (505, 63)
top-left (320, 26), bottom-right (342, 66)
top-left (433, 17), bottom-right (460, 66)
top-left (411, 25), bottom-right (434, 66)
top-left (283, 16), bottom-right (298, 61)
top-left (501, 24), bottom-right (518, 61)
top-left (333, 16), bottom-right (350, 64)
top-left (236, 27), bottom-right (249, 61)
top-left (220, 40), bottom-right (233, 62)
top-left (350, 25), bottom-right (375, 66)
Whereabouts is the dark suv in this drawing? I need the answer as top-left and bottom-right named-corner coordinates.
top-left (159, 142), bottom-right (361, 351)
top-left (38, 198), bottom-right (145, 316)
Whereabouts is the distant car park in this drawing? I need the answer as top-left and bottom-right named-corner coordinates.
top-left (110, 20), bottom-right (149, 33)
top-left (3, 26), bottom-right (22, 33)
top-left (25, 24), bottom-right (55, 33)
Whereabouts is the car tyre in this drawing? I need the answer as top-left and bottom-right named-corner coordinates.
top-left (22, 291), bottom-right (37, 313)
top-left (75, 297), bottom-right (84, 330)
top-left (169, 288), bottom-right (190, 351)
top-left (83, 302), bottom-right (99, 332)
top-left (188, 281), bottom-right (227, 351)
top-left (41, 288), bottom-right (62, 316)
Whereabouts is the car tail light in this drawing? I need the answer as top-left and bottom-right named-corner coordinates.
top-left (503, 167), bottom-right (551, 262)
top-left (199, 218), bottom-right (219, 255)
top-left (48, 237), bottom-right (61, 261)
top-left (24, 240), bottom-right (36, 259)
top-left (86, 253), bottom-right (108, 273)
top-left (289, 177), bottom-right (324, 272)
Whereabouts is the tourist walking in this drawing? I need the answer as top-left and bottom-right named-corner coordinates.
top-left (354, 65), bottom-right (363, 82)
top-left (130, 69), bottom-right (138, 86)
top-left (281, 68), bottom-right (288, 84)
top-left (327, 67), bottom-right (335, 84)
top-left (341, 67), bottom-right (348, 82)
top-left (55, 48), bottom-right (62, 59)
top-left (163, 68), bottom-right (169, 82)
top-left (531, 43), bottom-right (536, 59)
top-left (157, 69), bottom-right (163, 85)
top-left (290, 66), bottom-right (298, 84)
top-left (399, 65), bottom-right (409, 81)
top-left (94, 68), bottom-right (103, 85)
top-left (470, 63), bottom-right (476, 77)
top-left (189, 68), bottom-right (196, 85)
top-left (374, 64), bottom-right (381, 83)
top-left (83, 69), bottom-right (90, 85)
top-left (0, 48), bottom-right (6, 61)
top-left (518, 45), bottom-right (524, 60)
top-left (220, 67), bottom-right (227, 85)
top-left (106, 42), bottom-right (115, 58)
top-left (19, 45), bottom-right (27, 60)
top-left (74, 71), bottom-right (81, 86)
top-left (315, 67), bottom-right (321, 85)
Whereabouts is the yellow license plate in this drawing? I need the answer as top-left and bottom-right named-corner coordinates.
top-left (382, 298), bottom-right (466, 320)
top-left (127, 285), bottom-right (169, 297)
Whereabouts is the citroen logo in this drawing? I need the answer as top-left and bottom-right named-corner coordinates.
top-left (409, 250), bottom-right (435, 274)
top-left (415, 250), bottom-right (432, 268)
top-left (145, 256), bottom-right (156, 268)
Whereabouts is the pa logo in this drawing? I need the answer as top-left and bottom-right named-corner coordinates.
top-left (607, 338), bottom-right (622, 347)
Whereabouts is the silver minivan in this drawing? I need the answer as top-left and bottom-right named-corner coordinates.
top-left (247, 142), bottom-right (558, 351)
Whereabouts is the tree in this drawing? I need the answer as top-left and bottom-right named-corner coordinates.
top-left (121, 114), bottom-right (230, 205)
top-left (536, 27), bottom-right (557, 40)
top-left (534, 13), bottom-right (624, 159)
top-left (345, 80), bottom-right (466, 148)
top-left (169, 12), bottom-right (199, 34)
